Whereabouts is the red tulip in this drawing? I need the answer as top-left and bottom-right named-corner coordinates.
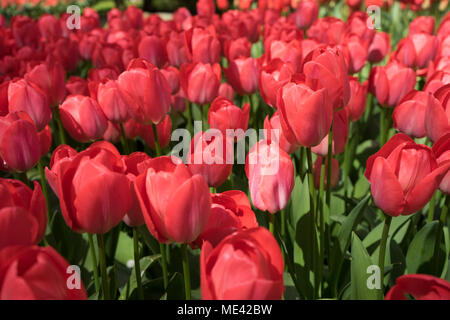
top-left (45, 144), bottom-right (78, 197)
top-left (264, 111), bottom-right (300, 154)
top-left (246, 139), bottom-right (295, 213)
top-left (166, 31), bottom-right (190, 68)
top-left (186, 27), bottom-right (221, 64)
top-left (0, 112), bottom-right (41, 172)
top-left (180, 62), bottom-right (221, 105)
top-left (345, 77), bottom-right (368, 122)
top-left (138, 35), bottom-right (168, 69)
top-left (369, 60), bottom-right (416, 107)
top-left (224, 57), bottom-right (260, 96)
top-left (97, 80), bottom-right (132, 123)
top-left (307, 17), bottom-right (346, 45)
top-left (218, 82), bottom-right (235, 101)
top-left (160, 66), bottom-right (180, 95)
top-left (59, 95), bottom-right (108, 142)
top-left (425, 84), bottom-right (450, 142)
top-left (124, 5), bottom-right (143, 29)
top-left (118, 65), bottom-right (171, 124)
top-left (303, 47), bottom-right (350, 110)
top-left (341, 34), bottom-right (368, 74)
top-left (140, 115), bottom-right (172, 151)
top-left (393, 91), bottom-right (440, 139)
top-left (312, 108), bottom-right (349, 156)
top-left (313, 156), bottom-right (340, 189)
top-left (266, 40), bottom-right (302, 73)
top-left (409, 16), bottom-right (435, 35)
top-left (201, 227), bottom-right (284, 300)
top-left (367, 32), bottom-right (391, 64)
top-left (47, 141), bottom-right (132, 234)
top-left (365, 133), bottom-right (450, 216)
top-left (188, 131), bottom-right (233, 188)
top-left (224, 37), bottom-right (251, 61)
top-left (0, 245), bottom-right (87, 300)
top-left (8, 79), bottom-right (51, 131)
top-left (432, 133), bottom-right (450, 195)
top-left (277, 80), bottom-right (331, 147)
top-left (38, 14), bottom-right (62, 42)
top-left (122, 152), bottom-right (151, 227)
top-left (47, 38), bottom-right (80, 71)
top-left (134, 156), bottom-right (211, 243)
top-left (292, 0), bottom-right (318, 30)
top-left (424, 71), bottom-right (450, 94)
top-left (192, 190), bottom-right (258, 248)
top-left (208, 97), bottom-right (249, 139)
top-left (385, 274), bottom-right (450, 300)
top-left (25, 62), bottom-right (66, 107)
top-left (394, 33), bottom-right (438, 69)
top-left (0, 179), bottom-right (46, 250)
top-left (259, 59), bottom-right (295, 108)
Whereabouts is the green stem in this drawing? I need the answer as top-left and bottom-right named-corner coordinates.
top-left (269, 213), bottom-right (275, 235)
top-left (119, 123), bottom-right (129, 155)
top-left (97, 234), bottom-right (110, 300)
top-left (326, 124), bottom-right (333, 210)
top-left (434, 195), bottom-right (449, 276)
top-left (306, 148), bottom-right (316, 216)
top-left (306, 147), bottom-right (318, 298)
top-left (440, 195), bottom-right (449, 226)
top-left (318, 158), bottom-right (326, 297)
top-left (133, 229), bottom-right (144, 300)
top-left (53, 108), bottom-right (67, 145)
top-left (181, 243), bottom-right (191, 300)
top-left (428, 192), bottom-right (437, 222)
top-left (37, 159), bottom-right (50, 221)
top-left (186, 99), bottom-right (193, 134)
top-left (88, 234), bottom-right (100, 293)
top-left (160, 242), bottom-right (169, 289)
top-left (343, 122), bottom-right (352, 198)
top-left (378, 214), bottom-right (392, 298)
top-left (152, 123), bottom-right (162, 156)
top-left (280, 209), bottom-right (285, 238)
top-left (379, 107), bottom-right (391, 146)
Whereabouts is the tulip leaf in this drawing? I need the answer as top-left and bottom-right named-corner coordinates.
top-left (290, 175), bottom-right (310, 226)
top-left (406, 221), bottom-right (439, 274)
top-left (362, 214), bottom-right (412, 249)
top-left (115, 232), bottom-right (134, 266)
top-left (350, 232), bottom-right (380, 300)
top-left (442, 226), bottom-right (450, 279)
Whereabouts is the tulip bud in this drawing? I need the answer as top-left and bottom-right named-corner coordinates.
top-left (345, 77), bottom-right (368, 122)
top-left (367, 32), bottom-right (391, 64)
top-left (259, 59), bottom-right (295, 108)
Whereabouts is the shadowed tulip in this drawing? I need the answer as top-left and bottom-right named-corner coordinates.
top-left (312, 108), bottom-right (349, 156)
top-left (385, 274), bottom-right (450, 300)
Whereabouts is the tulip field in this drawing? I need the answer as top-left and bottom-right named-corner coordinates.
top-left (1, 0), bottom-right (450, 301)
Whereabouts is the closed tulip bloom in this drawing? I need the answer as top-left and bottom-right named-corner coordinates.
top-left (0, 112), bottom-right (41, 172)
top-left (259, 59), bottom-right (295, 108)
top-left (160, 66), bottom-right (180, 95)
top-left (124, 5), bottom-right (143, 29)
top-left (313, 156), bottom-right (340, 189)
top-left (59, 95), bottom-right (108, 142)
top-left (394, 33), bottom-right (438, 69)
top-left (292, 0), bottom-right (319, 30)
top-left (134, 156), bottom-right (211, 243)
top-left (45, 144), bottom-right (78, 197)
top-left (122, 152), bottom-right (151, 227)
top-left (188, 131), bottom-right (233, 188)
top-left (267, 40), bottom-right (303, 73)
top-left (180, 62), bottom-right (221, 105)
top-left (393, 91), bottom-right (440, 139)
top-left (118, 66), bottom-right (171, 124)
top-left (38, 14), bottom-right (62, 42)
top-left (8, 79), bottom-right (51, 131)
top-left (166, 31), bottom-right (190, 68)
top-left (25, 62), bottom-right (66, 107)
top-left (307, 17), bottom-right (346, 45)
top-left (369, 60), bottom-right (416, 107)
top-left (341, 34), bottom-right (368, 74)
top-left (425, 84), bottom-right (450, 142)
top-left (0, 245), bottom-right (87, 300)
top-left (432, 133), bottom-right (450, 195)
top-left (368, 32), bottom-right (391, 63)
top-left (0, 81), bottom-right (8, 116)
top-left (224, 37), bottom-right (251, 61)
top-left (0, 179), bottom-right (46, 250)
top-left (345, 77), bottom-right (368, 122)
top-left (424, 71), bottom-right (450, 94)
top-left (186, 27), bottom-right (221, 64)
top-left (409, 16), bottom-right (435, 35)
top-left (224, 57), bottom-right (260, 96)
top-left (97, 80), bottom-right (132, 123)
top-left (303, 47), bottom-right (350, 110)
top-left (140, 115), bottom-right (172, 151)
top-left (48, 142), bottom-right (132, 234)
top-left (312, 108), bottom-right (349, 156)
top-left (365, 133), bottom-right (450, 216)
top-left (277, 80), bottom-right (331, 147)
top-left (246, 139), bottom-right (295, 214)
top-left (192, 190), bottom-right (258, 248)
top-left (197, 0), bottom-right (215, 17)
top-left (208, 97), bottom-right (249, 138)
top-left (264, 111), bottom-right (300, 154)
top-left (218, 82), bottom-right (235, 101)
top-left (385, 274), bottom-right (450, 300)
top-left (201, 227), bottom-right (284, 300)
top-left (138, 35), bottom-right (168, 69)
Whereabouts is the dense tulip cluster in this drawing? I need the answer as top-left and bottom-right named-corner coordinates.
top-left (0, 0), bottom-right (449, 302)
